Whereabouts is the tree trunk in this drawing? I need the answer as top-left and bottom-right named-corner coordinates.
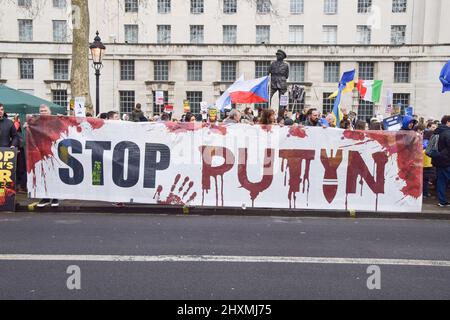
top-left (70, 0), bottom-right (93, 114)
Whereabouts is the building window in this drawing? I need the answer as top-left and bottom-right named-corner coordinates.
top-left (290, 62), bottom-right (305, 82)
top-left (392, 0), bottom-right (407, 13)
top-left (53, 0), bottom-right (67, 8)
top-left (124, 24), bottom-right (138, 43)
top-left (152, 90), bottom-right (169, 115)
top-left (125, 0), bottom-right (138, 12)
top-left (324, 62), bottom-right (340, 83)
top-left (393, 93), bottom-right (410, 112)
top-left (221, 61), bottom-right (237, 82)
top-left (358, 62), bottom-right (375, 80)
top-left (323, 93), bottom-right (336, 114)
top-left (255, 61), bottom-right (270, 78)
top-left (154, 61), bottom-right (169, 81)
top-left (157, 25), bottom-right (171, 44)
top-left (191, 0), bottom-right (204, 14)
top-left (53, 20), bottom-right (67, 42)
top-left (190, 25), bottom-right (204, 44)
top-left (223, 25), bottom-right (237, 44)
top-left (18, 19), bottom-right (33, 41)
top-left (119, 91), bottom-right (135, 115)
top-left (186, 91), bottom-right (202, 114)
top-left (19, 58), bottom-right (34, 79)
top-left (256, 25), bottom-right (270, 44)
top-left (291, 0), bottom-right (304, 14)
top-left (323, 25), bottom-right (337, 44)
top-left (158, 0), bottom-right (171, 13)
top-left (53, 59), bottom-right (69, 80)
top-left (52, 90), bottom-right (68, 107)
top-left (357, 0), bottom-right (372, 13)
top-left (394, 62), bottom-right (410, 83)
top-left (356, 25), bottom-right (371, 44)
top-left (358, 99), bottom-right (374, 121)
top-left (120, 60), bottom-right (135, 81)
top-left (289, 25), bottom-right (304, 44)
top-left (18, 0), bottom-right (31, 7)
top-left (187, 61), bottom-right (202, 81)
top-left (391, 25), bottom-right (406, 44)
top-left (224, 0), bottom-right (237, 14)
top-left (256, 0), bottom-right (271, 14)
top-left (324, 0), bottom-right (338, 14)
top-left (254, 61), bottom-right (270, 109)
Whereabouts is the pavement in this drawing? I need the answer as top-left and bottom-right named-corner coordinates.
top-left (9, 190), bottom-right (450, 220)
top-left (1, 213), bottom-right (449, 299)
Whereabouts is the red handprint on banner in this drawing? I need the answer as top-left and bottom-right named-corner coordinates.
top-left (153, 174), bottom-right (197, 205)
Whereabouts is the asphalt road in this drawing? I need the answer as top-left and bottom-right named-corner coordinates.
top-left (0, 212), bottom-right (450, 300)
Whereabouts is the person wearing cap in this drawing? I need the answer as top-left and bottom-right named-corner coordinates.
top-left (268, 49), bottom-right (289, 106)
top-left (400, 115), bottom-right (418, 131)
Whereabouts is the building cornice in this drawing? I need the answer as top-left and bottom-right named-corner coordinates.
top-left (1, 43), bottom-right (450, 58)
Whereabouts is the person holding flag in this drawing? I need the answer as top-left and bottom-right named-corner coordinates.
top-left (332, 69), bottom-right (356, 128)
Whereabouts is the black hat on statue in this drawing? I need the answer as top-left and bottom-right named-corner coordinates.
top-left (276, 49), bottom-right (287, 59)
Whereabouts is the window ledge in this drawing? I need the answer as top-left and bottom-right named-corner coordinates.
top-left (44, 80), bottom-right (70, 84)
top-left (145, 80), bottom-right (175, 85)
top-left (213, 81), bottom-right (235, 86)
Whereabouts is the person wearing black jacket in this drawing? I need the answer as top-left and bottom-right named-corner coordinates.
top-left (0, 104), bottom-right (19, 148)
top-left (432, 115), bottom-right (450, 207)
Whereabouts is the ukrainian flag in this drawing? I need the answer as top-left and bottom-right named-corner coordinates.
top-left (332, 69), bottom-right (355, 128)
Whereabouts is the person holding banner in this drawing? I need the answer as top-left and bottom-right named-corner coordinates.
top-left (432, 115), bottom-right (450, 207)
top-left (36, 105), bottom-right (60, 208)
top-left (223, 109), bottom-right (241, 125)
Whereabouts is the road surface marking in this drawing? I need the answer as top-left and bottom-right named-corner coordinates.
top-left (0, 255), bottom-right (450, 267)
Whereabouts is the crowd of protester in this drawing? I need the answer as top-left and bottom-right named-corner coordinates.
top-left (110, 103), bottom-right (450, 208)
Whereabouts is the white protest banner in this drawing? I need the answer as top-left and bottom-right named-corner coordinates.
top-left (155, 91), bottom-right (164, 105)
top-left (74, 97), bottom-right (86, 118)
top-left (26, 116), bottom-right (423, 213)
top-left (280, 94), bottom-right (289, 107)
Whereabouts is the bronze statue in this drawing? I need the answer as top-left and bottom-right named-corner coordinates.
top-left (268, 49), bottom-right (289, 106)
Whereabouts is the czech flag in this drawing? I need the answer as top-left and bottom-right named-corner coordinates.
top-left (229, 76), bottom-right (270, 104)
top-left (215, 75), bottom-right (245, 111)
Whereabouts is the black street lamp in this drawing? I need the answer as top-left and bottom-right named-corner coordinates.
top-left (89, 31), bottom-right (106, 117)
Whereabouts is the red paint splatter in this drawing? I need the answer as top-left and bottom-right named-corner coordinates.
top-left (238, 148), bottom-right (275, 207)
top-left (164, 122), bottom-right (227, 136)
top-left (200, 146), bottom-right (235, 206)
top-left (26, 115), bottom-right (105, 191)
top-left (342, 130), bottom-right (423, 199)
top-left (279, 150), bottom-right (316, 209)
top-left (153, 175), bottom-right (197, 205)
top-left (343, 130), bottom-right (366, 141)
top-left (259, 125), bottom-right (273, 133)
top-left (288, 126), bottom-right (307, 139)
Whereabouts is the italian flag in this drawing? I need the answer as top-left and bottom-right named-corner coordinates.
top-left (356, 80), bottom-right (383, 103)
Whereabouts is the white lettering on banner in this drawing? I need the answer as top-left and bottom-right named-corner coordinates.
top-left (26, 116), bottom-right (423, 213)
